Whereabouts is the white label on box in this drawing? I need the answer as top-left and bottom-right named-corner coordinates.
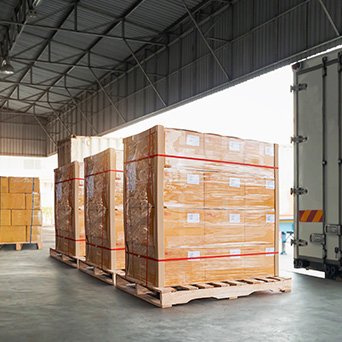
top-left (87, 176), bottom-right (94, 198)
top-left (266, 214), bottom-right (275, 223)
top-left (229, 177), bottom-right (240, 188)
top-left (230, 213), bottom-right (240, 223)
top-left (187, 174), bottom-right (200, 185)
top-left (186, 134), bottom-right (200, 146)
top-left (229, 141), bottom-right (240, 151)
top-left (126, 162), bottom-right (136, 191)
top-left (266, 247), bottom-right (275, 256)
top-left (187, 213), bottom-right (200, 223)
top-left (265, 145), bottom-right (274, 156)
top-left (56, 182), bottom-right (62, 201)
top-left (266, 180), bottom-right (275, 189)
top-left (188, 251), bottom-right (200, 261)
top-left (230, 249), bottom-right (241, 259)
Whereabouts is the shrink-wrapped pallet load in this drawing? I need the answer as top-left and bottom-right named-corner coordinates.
top-left (0, 176), bottom-right (42, 248)
top-left (84, 148), bottom-right (124, 271)
top-left (124, 126), bottom-right (279, 287)
top-left (54, 161), bottom-right (85, 257)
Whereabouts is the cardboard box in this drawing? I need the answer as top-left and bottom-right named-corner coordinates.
top-left (55, 161), bottom-right (85, 257)
top-left (0, 226), bottom-right (26, 243)
top-left (25, 226), bottom-right (42, 242)
top-left (8, 177), bottom-right (40, 194)
top-left (84, 148), bottom-right (124, 270)
top-left (0, 210), bottom-right (12, 226)
top-left (0, 177), bottom-right (8, 193)
top-left (25, 194), bottom-right (41, 209)
top-left (11, 210), bottom-right (42, 226)
top-left (124, 125), bottom-right (279, 287)
top-left (1, 193), bottom-right (26, 210)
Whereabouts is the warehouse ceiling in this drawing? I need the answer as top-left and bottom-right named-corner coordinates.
top-left (0, 0), bottom-right (342, 156)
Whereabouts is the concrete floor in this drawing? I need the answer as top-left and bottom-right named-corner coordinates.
top-left (0, 228), bottom-right (341, 342)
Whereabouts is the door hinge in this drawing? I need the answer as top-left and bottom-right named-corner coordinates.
top-left (291, 239), bottom-right (308, 247)
top-left (310, 233), bottom-right (325, 244)
top-left (325, 224), bottom-right (341, 235)
top-left (291, 135), bottom-right (308, 144)
top-left (290, 83), bottom-right (307, 92)
top-left (291, 187), bottom-right (308, 195)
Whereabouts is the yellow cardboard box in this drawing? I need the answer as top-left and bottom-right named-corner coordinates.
top-left (0, 177), bottom-right (8, 193)
top-left (25, 194), bottom-right (41, 209)
top-left (9, 177), bottom-right (40, 194)
top-left (0, 210), bottom-right (11, 225)
top-left (1, 193), bottom-right (26, 210)
top-left (0, 226), bottom-right (26, 243)
top-left (11, 210), bottom-right (42, 226)
top-left (25, 226), bottom-right (42, 242)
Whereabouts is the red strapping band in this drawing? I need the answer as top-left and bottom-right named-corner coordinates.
top-left (56, 234), bottom-right (86, 242)
top-left (125, 154), bottom-right (278, 170)
top-left (86, 242), bottom-right (125, 251)
top-left (126, 250), bottom-right (278, 262)
top-left (55, 177), bottom-right (84, 184)
top-left (85, 169), bottom-right (123, 178)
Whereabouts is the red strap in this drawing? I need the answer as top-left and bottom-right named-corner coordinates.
top-left (126, 250), bottom-right (278, 262)
top-left (125, 154), bottom-right (278, 170)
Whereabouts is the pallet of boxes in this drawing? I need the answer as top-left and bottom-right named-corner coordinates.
top-left (0, 177), bottom-right (42, 250)
top-left (50, 161), bottom-right (85, 267)
top-left (116, 125), bottom-right (291, 308)
top-left (78, 148), bottom-right (125, 285)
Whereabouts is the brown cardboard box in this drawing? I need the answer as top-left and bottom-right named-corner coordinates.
top-left (0, 177), bottom-right (8, 193)
top-left (124, 125), bottom-right (279, 287)
top-left (1, 193), bottom-right (26, 210)
top-left (0, 226), bottom-right (26, 243)
top-left (54, 161), bottom-right (85, 257)
top-left (11, 210), bottom-right (42, 226)
top-left (25, 226), bottom-right (42, 242)
top-left (9, 177), bottom-right (40, 194)
top-left (25, 194), bottom-right (41, 209)
top-left (84, 148), bottom-right (124, 270)
top-left (0, 210), bottom-right (12, 225)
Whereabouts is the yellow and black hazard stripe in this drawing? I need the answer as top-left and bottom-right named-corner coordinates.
top-left (299, 210), bottom-right (323, 223)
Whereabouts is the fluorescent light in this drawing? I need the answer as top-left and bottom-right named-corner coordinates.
top-left (0, 59), bottom-right (14, 75)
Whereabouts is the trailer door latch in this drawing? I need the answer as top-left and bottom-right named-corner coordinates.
top-left (325, 224), bottom-right (341, 235)
top-left (310, 233), bottom-right (325, 244)
top-left (291, 239), bottom-right (308, 247)
top-left (291, 187), bottom-right (308, 195)
top-left (291, 135), bottom-right (308, 144)
top-left (290, 83), bottom-right (307, 92)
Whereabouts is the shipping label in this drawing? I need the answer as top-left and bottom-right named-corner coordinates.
top-left (229, 177), bottom-right (241, 188)
top-left (230, 249), bottom-right (241, 259)
top-left (87, 176), bottom-right (94, 198)
top-left (230, 213), bottom-right (240, 223)
top-left (56, 182), bottom-right (62, 201)
top-left (188, 251), bottom-right (200, 261)
top-left (126, 162), bottom-right (136, 191)
top-left (266, 180), bottom-right (275, 189)
top-left (187, 174), bottom-right (200, 185)
top-left (187, 213), bottom-right (200, 223)
top-left (229, 141), bottom-right (240, 151)
top-left (265, 145), bottom-right (274, 156)
top-left (266, 214), bottom-right (275, 223)
top-left (186, 134), bottom-right (200, 146)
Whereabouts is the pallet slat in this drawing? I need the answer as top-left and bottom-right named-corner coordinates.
top-left (116, 274), bottom-right (292, 308)
top-left (50, 248), bottom-right (83, 268)
top-left (0, 242), bottom-right (42, 250)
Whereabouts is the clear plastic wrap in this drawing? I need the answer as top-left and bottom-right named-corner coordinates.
top-left (54, 161), bottom-right (85, 257)
top-left (124, 125), bottom-right (278, 287)
top-left (84, 148), bottom-right (124, 270)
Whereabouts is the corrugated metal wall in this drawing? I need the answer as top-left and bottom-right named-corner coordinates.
top-left (2, 0), bottom-right (342, 156)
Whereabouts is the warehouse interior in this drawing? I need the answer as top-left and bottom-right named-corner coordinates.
top-left (1, 1), bottom-right (342, 341)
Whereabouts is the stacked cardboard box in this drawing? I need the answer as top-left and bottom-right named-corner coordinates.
top-left (84, 148), bottom-right (124, 271)
top-left (54, 161), bottom-right (85, 257)
top-left (0, 177), bottom-right (42, 245)
top-left (124, 126), bottom-right (279, 287)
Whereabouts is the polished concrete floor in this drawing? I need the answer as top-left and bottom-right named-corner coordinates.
top-left (0, 228), bottom-right (341, 342)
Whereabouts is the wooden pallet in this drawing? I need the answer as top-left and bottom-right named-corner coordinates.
top-left (78, 259), bottom-right (122, 285)
top-left (0, 241), bottom-right (42, 250)
top-left (50, 248), bottom-right (84, 268)
top-left (116, 274), bottom-right (292, 308)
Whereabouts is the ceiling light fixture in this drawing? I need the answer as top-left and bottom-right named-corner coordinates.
top-left (0, 58), bottom-right (15, 75)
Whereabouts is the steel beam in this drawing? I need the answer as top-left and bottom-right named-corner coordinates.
top-left (318, 0), bottom-right (340, 37)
